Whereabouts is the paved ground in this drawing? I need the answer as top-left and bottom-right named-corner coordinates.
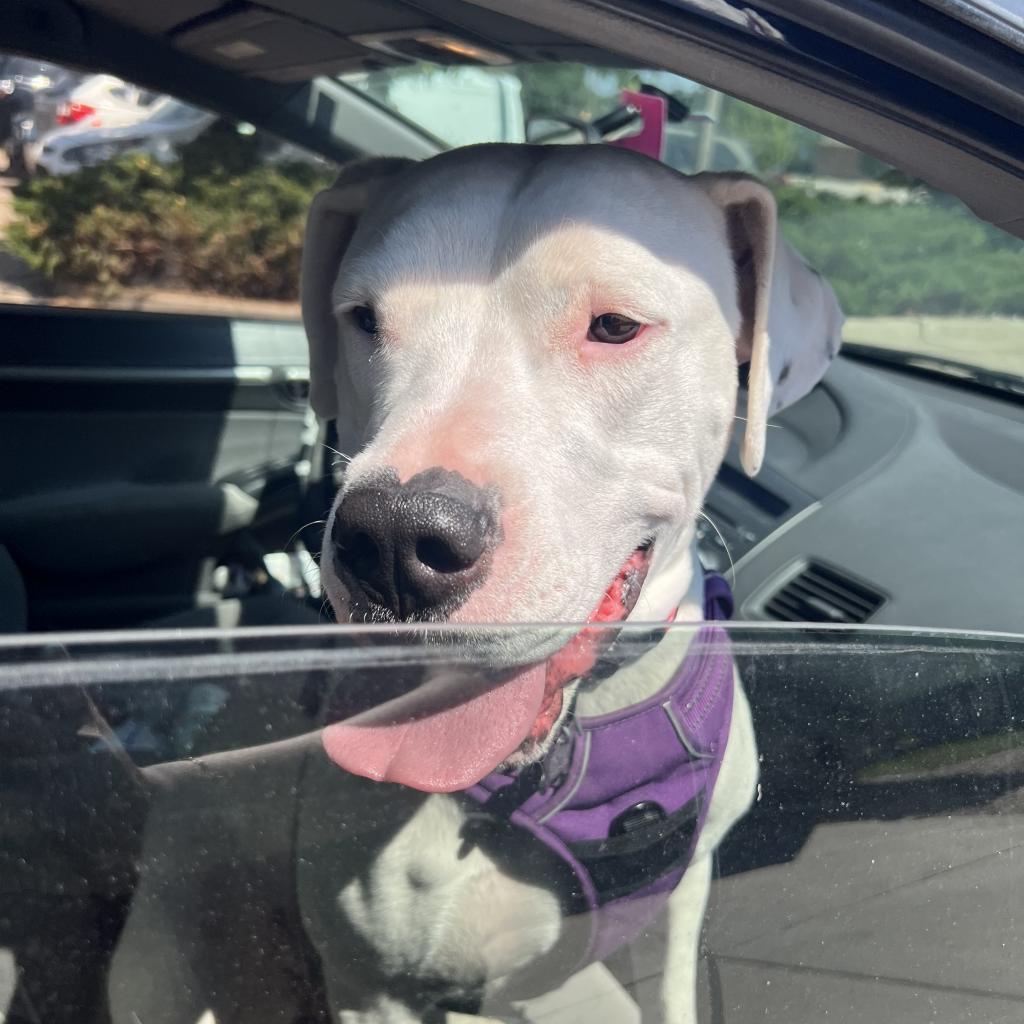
top-left (3, 807), bottom-right (1020, 1024)
top-left (516, 812), bottom-right (1024, 1024)
top-left (519, 753), bottom-right (1024, 1023)
top-left (669, 813), bottom-right (1021, 1022)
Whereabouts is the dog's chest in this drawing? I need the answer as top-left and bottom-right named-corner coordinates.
top-left (299, 785), bottom-right (565, 999)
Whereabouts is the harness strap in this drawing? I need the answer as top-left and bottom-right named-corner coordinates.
top-left (567, 795), bottom-right (701, 904)
top-left (460, 571), bottom-right (735, 976)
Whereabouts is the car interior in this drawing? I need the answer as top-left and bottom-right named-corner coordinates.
top-left (1, 1), bottom-right (1023, 1022)
top-left (2, 0), bottom-right (1023, 640)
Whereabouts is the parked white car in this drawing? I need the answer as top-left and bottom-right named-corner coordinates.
top-left (29, 96), bottom-right (215, 175)
top-left (53, 74), bottom-right (156, 129)
top-left (21, 73), bottom-right (158, 170)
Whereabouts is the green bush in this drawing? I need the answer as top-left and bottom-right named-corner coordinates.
top-left (6, 127), bottom-right (335, 300)
top-left (776, 185), bottom-right (1024, 317)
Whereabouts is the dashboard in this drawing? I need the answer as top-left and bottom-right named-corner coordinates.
top-left (702, 355), bottom-right (1024, 633)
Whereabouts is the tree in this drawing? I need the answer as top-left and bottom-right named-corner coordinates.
top-left (515, 64), bottom-right (637, 121)
top-left (715, 95), bottom-right (804, 175)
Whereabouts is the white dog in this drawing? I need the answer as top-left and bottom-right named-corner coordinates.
top-left (109, 144), bottom-right (842, 1024)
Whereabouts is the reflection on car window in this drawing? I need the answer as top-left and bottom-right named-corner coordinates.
top-left (1, 624), bottom-right (1022, 1021)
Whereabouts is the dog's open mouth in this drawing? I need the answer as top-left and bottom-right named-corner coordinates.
top-left (322, 541), bottom-right (654, 793)
top-left (523, 540), bottom-right (654, 746)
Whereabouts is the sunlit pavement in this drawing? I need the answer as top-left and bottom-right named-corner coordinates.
top-left (0, 173), bottom-right (44, 304)
top-left (600, 813), bottom-right (1024, 1023)
top-left (1, 815), bottom-right (1017, 1022)
top-left (0, 175), bottom-right (15, 230)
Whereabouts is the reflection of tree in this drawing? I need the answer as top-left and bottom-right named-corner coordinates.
top-left (706, 92), bottom-right (816, 175)
top-left (514, 64), bottom-right (638, 121)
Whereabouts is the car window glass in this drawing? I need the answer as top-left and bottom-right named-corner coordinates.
top-left (1, 42), bottom-right (1023, 1024)
top-left (1, 624), bottom-right (1022, 1020)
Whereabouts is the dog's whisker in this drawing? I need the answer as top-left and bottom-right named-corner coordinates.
top-left (284, 520), bottom-right (327, 551)
top-left (734, 415), bottom-right (781, 429)
top-left (697, 509), bottom-right (736, 583)
top-left (323, 443), bottom-right (355, 464)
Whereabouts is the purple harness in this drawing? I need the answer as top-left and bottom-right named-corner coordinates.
top-left (462, 573), bottom-right (734, 970)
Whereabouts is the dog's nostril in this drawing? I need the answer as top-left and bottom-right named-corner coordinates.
top-left (415, 535), bottom-right (470, 574)
top-left (343, 531), bottom-right (382, 580)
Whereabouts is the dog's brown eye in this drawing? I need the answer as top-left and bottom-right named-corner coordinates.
top-left (588, 313), bottom-right (642, 345)
top-left (352, 305), bottom-right (378, 336)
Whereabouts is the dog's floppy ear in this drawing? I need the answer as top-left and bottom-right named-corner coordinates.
top-left (697, 173), bottom-right (844, 476)
top-left (301, 157), bottom-right (413, 421)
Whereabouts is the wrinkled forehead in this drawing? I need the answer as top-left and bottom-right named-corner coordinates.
top-left (337, 147), bottom-right (727, 299)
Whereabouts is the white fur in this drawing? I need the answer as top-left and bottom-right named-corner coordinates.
top-left (306, 146), bottom-right (842, 644)
top-left (109, 144), bottom-right (840, 1024)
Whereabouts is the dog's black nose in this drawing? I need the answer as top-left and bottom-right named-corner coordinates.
top-left (331, 468), bottom-right (499, 621)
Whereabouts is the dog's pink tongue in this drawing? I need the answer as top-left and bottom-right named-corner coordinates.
top-left (321, 666), bottom-right (547, 793)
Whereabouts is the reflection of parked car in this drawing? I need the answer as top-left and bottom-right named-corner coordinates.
top-left (28, 73), bottom-right (157, 154)
top-left (30, 96), bottom-right (215, 175)
top-left (0, 56), bottom-right (81, 175)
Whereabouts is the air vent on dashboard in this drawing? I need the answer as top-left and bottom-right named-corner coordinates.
top-left (764, 561), bottom-right (885, 623)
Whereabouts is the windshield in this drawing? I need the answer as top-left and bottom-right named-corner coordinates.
top-left (2, 56), bottom-right (1022, 384)
top-left (2, 623), bottom-right (1023, 1021)
top-left (341, 62), bottom-right (1024, 385)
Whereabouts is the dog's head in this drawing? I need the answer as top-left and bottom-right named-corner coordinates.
top-left (302, 145), bottom-right (842, 791)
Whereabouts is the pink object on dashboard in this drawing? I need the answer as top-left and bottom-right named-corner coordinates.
top-left (606, 89), bottom-right (666, 161)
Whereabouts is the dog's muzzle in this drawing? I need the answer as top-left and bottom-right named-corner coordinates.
top-left (331, 467), bottom-right (500, 621)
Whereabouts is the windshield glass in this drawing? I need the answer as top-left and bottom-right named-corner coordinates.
top-left (2, 623), bottom-right (1023, 1021)
top-left (341, 63), bottom-right (1024, 384)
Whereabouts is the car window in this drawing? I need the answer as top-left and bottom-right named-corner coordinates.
top-left (0, 57), bottom-right (336, 320)
top-left (338, 62), bottom-right (1024, 384)
top-left (2, 624), bottom-right (1022, 1020)
top-left (3, 54), bottom-right (1022, 373)
top-left (344, 65), bottom-right (526, 146)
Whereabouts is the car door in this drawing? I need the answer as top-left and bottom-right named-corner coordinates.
top-left (0, 303), bottom-right (314, 630)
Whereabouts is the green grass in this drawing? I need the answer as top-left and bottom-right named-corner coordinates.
top-left (859, 730), bottom-right (1024, 781)
top-left (777, 188), bottom-right (1024, 318)
top-left (843, 316), bottom-right (1024, 378)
